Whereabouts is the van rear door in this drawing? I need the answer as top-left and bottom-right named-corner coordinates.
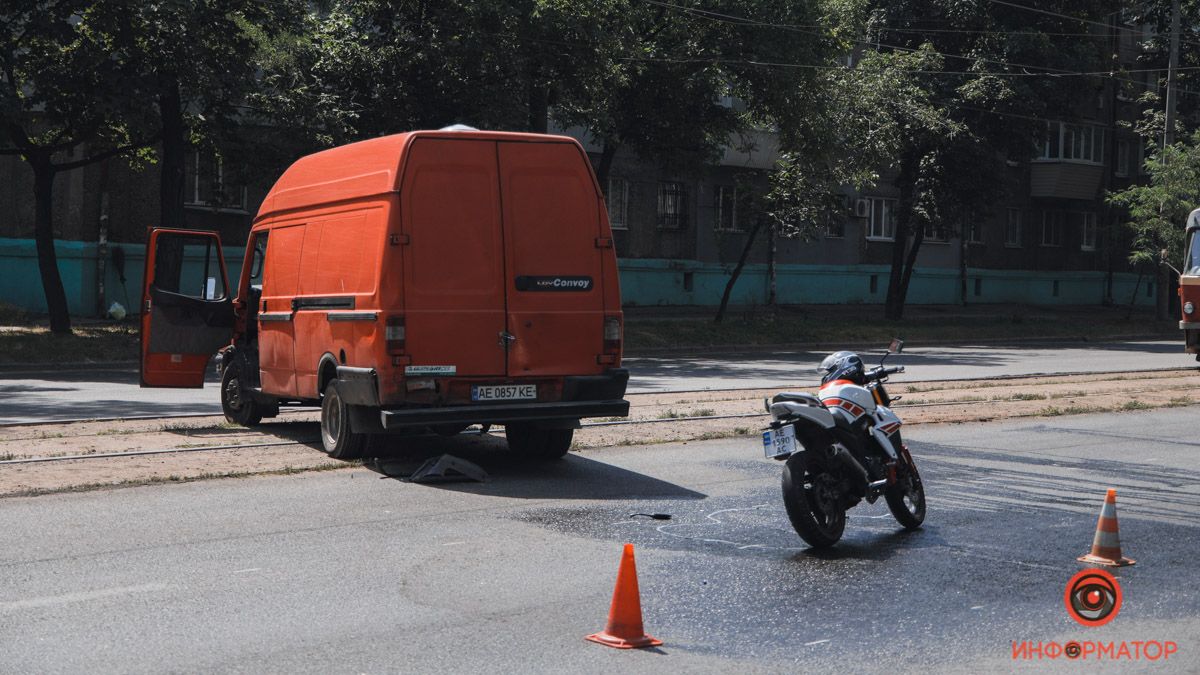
top-left (140, 229), bottom-right (234, 387)
top-left (498, 141), bottom-right (606, 376)
top-left (400, 138), bottom-right (507, 377)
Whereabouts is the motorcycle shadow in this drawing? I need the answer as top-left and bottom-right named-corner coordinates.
top-left (791, 524), bottom-right (945, 562)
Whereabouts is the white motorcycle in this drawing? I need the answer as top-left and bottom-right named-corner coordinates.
top-left (761, 340), bottom-right (925, 548)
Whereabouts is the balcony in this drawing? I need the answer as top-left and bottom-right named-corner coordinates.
top-left (1030, 160), bottom-right (1105, 200)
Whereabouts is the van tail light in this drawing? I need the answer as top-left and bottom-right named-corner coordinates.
top-left (603, 316), bottom-right (622, 353)
top-left (386, 316), bottom-right (406, 354)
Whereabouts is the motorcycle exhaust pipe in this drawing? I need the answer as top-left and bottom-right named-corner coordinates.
top-left (826, 443), bottom-right (870, 496)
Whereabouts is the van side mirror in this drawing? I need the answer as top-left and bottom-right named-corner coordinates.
top-left (888, 338), bottom-right (904, 354)
top-left (1160, 249), bottom-right (1182, 277)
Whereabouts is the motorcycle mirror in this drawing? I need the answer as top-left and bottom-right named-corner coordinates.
top-left (888, 338), bottom-right (904, 354)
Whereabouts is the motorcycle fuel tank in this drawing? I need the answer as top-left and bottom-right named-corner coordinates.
top-left (817, 381), bottom-right (877, 421)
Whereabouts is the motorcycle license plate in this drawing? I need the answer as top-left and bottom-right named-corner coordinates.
top-left (762, 425), bottom-right (797, 458)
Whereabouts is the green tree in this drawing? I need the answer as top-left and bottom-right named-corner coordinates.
top-left (91, 1), bottom-right (308, 230)
top-left (1107, 132), bottom-right (1200, 309)
top-left (0, 2), bottom-right (156, 333)
top-left (851, 0), bottom-right (1121, 319)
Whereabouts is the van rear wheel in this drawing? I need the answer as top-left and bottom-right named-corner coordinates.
top-left (505, 423), bottom-right (573, 460)
top-left (321, 381), bottom-right (367, 460)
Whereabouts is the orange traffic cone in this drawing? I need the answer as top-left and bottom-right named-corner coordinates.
top-left (586, 543), bottom-right (663, 649)
top-left (1078, 489), bottom-right (1135, 567)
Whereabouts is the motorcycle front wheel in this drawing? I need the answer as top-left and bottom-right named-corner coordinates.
top-left (781, 453), bottom-right (846, 549)
top-left (885, 451), bottom-right (926, 530)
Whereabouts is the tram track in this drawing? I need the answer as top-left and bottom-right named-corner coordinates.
top-left (3, 368), bottom-right (1197, 468)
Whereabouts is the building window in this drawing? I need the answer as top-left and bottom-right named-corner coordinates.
top-left (186, 150), bottom-right (247, 211)
top-left (1080, 212), bottom-right (1098, 250)
top-left (924, 222), bottom-right (949, 243)
top-left (1037, 122), bottom-right (1105, 163)
top-left (714, 185), bottom-right (741, 232)
top-left (1041, 211), bottom-right (1064, 247)
top-left (1115, 140), bottom-right (1130, 177)
top-left (825, 220), bottom-right (846, 238)
top-left (1005, 209), bottom-right (1022, 248)
top-left (606, 177), bottom-right (629, 230)
top-left (966, 220), bottom-right (983, 244)
top-left (867, 197), bottom-right (897, 240)
top-left (657, 181), bottom-right (689, 229)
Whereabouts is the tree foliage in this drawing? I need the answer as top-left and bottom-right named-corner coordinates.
top-left (1108, 132), bottom-right (1200, 267)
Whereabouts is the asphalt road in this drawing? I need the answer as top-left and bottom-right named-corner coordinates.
top-left (0, 339), bottom-right (1195, 424)
top-left (2, 407), bottom-right (1197, 672)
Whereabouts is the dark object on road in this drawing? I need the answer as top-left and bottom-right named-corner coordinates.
top-left (406, 454), bottom-right (489, 484)
top-left (629, 513), bottom-right (672, 520)
top-left (761, 339), bottom-right (925, 548)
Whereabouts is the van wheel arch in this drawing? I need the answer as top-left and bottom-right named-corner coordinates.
top-left (317, 354), bottom-right (340, 397)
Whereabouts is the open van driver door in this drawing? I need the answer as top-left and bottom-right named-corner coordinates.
top-left (140, 228), bottom-right (234, 387)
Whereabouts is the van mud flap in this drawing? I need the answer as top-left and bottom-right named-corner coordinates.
top-left (335, 366), bottom-right (380, 407)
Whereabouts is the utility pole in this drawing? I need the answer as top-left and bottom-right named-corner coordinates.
top-left (1164, 0), bottom-right (1181, 149)
top-left (1159, 0), bottom-right (1181, 320)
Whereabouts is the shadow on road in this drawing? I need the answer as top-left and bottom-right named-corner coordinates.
top-left (359, 432), bottom-right (705, 501)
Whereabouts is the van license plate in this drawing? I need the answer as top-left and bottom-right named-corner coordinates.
top-left (472, 384), bottom-right (537, 401)
top-left (762, 425), bottom-right (797, 458)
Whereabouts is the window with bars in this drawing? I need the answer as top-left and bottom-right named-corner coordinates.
top-left (657, 181), bottom-right (689, 229)
top-left (714, 185), bottom-right (741, 232)
top-left (606, 177), bottom-right (629, 230)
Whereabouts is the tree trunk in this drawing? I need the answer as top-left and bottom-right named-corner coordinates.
top-left (159, 75), bottom-right (187, 230)
top-left (31, 160), bottom-right (72, 334)
top-left (766, 222), bottom-right (777, 306)
top-left (595, 139), bottom-right (618, 190)
top-left (958, 233), bottom-right (968, 306)
top-left (1156, 265), bottom-right (1169, 320)
top-left (714, 220), bottom-right (762, 324)
top-left (885, 151), bottom-right (920, 320)
top-left (526, 64), bottom-right (548, 134)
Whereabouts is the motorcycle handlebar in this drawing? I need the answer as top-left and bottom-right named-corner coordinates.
top-left (869, 365), bottom-right (904, 379)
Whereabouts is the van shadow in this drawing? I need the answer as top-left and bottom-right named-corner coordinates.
top-left (360, 432), bottom-right (706, 502)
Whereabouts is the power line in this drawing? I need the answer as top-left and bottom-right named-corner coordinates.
top-left (635, 0), bottom-right (1200, 97)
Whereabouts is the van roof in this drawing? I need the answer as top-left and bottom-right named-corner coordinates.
top-left (255, 130), bottom-right (589, 222)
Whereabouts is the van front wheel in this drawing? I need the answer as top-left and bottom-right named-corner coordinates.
top-left (221, 361), bottom-right (262, 427)
top-left (505, 423), bottom-right (573, 460)
top-left (321, 382), bottom-right (367, 460)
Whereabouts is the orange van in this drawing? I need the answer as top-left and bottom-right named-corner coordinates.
top-left (140, 129), bottom-right (629, 459)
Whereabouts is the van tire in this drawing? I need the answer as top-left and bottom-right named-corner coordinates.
top-left (321, 381), bottom-right (367, 460)
top-left (505, 423), bottom-right (573, 460)
top-left (221, 361), bottom-right (263, 427)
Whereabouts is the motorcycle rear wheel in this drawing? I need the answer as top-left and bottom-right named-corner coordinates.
top-left (885, 452), bottom-right (926, 530)
top-left (781, 454), bottom-right (846, 549)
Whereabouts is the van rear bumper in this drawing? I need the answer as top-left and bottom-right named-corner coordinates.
top-left (379, 399), bottom-right (630, 429)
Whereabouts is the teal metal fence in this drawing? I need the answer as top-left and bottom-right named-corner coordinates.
top-left (0, 239), bottom-right (1153, 317)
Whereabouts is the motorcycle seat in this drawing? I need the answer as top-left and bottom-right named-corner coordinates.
top-left (771, 392), bottom-right (825, 408)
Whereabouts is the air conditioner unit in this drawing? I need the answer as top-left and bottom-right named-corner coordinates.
top-left (854, 198), bottom-right (871, 219)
